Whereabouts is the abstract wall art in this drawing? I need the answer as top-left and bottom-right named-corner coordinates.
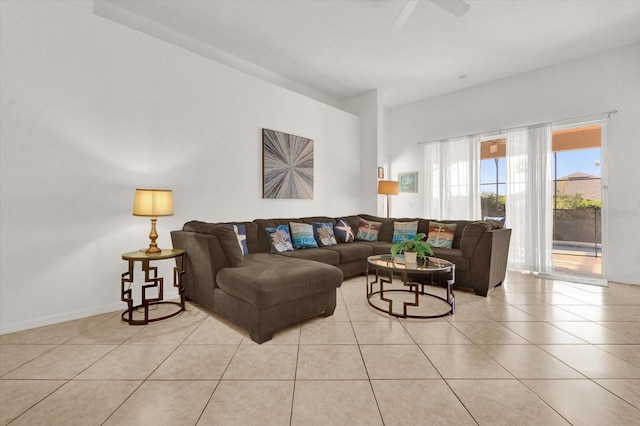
top-left (263, 128), bottom-right (314, 199)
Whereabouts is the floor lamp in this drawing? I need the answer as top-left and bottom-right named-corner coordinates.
top-left (378, 180), bottom-right (399, 218)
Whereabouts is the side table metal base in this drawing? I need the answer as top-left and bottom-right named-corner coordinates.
top-left (121, 300), bottom-right (185, 325)
top-left (121, 248), bottom-right (186, 326)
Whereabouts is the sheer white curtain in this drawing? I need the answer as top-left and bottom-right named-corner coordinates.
top-left (424, 135), bottom-right (480, 220)
top-left (506, 124), bottom-right (553, 272)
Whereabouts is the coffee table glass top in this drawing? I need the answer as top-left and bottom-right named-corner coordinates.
top-left (368, 254), bottom-right (454, 272)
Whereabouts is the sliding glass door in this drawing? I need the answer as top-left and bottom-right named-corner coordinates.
top-left (551, 123), bottom-right (605, 279)
top-left (478, 123), bottom-right (606, 283)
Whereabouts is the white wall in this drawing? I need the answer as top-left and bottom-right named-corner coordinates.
top-left (0, 1), bottom-right (361, 333)
top-left (385, 42), bottom-right (640, 285)
top-left (341, 90), bottom-right (385, 216)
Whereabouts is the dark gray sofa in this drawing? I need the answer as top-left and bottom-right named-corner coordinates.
top-left (170, 214), bottom-right (511, 343)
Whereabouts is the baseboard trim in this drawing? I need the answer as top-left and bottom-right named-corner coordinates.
top-left (535, 272), bottom-right (608, 287)
top-left (0, 290), bottom-right (179, 335)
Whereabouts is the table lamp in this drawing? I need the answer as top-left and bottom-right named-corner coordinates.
top-left (378, 180), bottom-right (399, 218)
top-left (132, 188), bottom-right (174, 254)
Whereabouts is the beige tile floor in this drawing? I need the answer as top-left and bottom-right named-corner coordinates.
top-left (1, 270), bottom-right (639, 425)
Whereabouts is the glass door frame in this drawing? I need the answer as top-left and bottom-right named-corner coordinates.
top-left (551, 118), bottom-right (608, 282)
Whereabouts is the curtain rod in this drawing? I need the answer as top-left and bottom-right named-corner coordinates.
top-left (417, 110), bottom-right (618, 146)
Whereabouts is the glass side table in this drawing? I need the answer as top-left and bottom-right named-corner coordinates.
top-left (121, 248), bottom-right (186, 325)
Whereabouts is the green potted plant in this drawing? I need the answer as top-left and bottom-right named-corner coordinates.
top-left (390, 233), bottom-right (434, 264)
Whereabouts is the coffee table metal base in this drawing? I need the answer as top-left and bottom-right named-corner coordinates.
top-left (367, 261), bottom-right (455, 319)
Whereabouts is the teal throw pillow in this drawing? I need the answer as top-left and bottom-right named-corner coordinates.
top-left (265, 225), bottom-right (294, 253)
top-left (290, 222), bottom-right (318, 249)
top-left (392, 220), bottom-right (418, 243)
top-left (313, 222), bottom-right (337, 247)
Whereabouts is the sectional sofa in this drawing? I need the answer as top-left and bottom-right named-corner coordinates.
top-left (170, 214), bottom-right (511, 343)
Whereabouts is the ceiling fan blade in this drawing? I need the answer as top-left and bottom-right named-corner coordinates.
top-left (390, 0), bottom-right (419, 33)
top-left (430, 0), bottom-right (471, 17)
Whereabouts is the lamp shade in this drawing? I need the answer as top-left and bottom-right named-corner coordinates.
top-left (378, 180), bottom-right (399, 195)
top-left (132, 189), bottom-right (174, 217)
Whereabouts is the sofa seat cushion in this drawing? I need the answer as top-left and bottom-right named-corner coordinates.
top-left (277, 248), bottom-right (340, 265)
top-left (216, 253), bottom-right (343, 308)
top-left (431, 248), bottom-right (470, 271)
top-left (353, 241), bottom-right (393, 256)
top-left (371, 242), bottom-right (393, 255)
top-left (322, 243), bottom-right (373, 263)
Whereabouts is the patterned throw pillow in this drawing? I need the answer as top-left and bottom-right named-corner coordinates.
top-left (313, 222), bottom-right (337, 247)
top-left (392, 220), bottom-right (419, 243)
top-left (483, 216), bottom-right (506, 228)
top-left (426, 221), bottom-right (457, 249)
top-left (221, 224), bottom-right (249, 255)
top-left (334, 218), bottom-right (355, 243)
top-left (289, 222), bottom-right (319, 249)
top-left (265, 225), bottom-right (294, 253)
top-left (356, 219), bottom-right (382, 242)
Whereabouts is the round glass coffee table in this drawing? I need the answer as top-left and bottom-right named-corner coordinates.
top-left (366, 254), bottom-right (455, 318)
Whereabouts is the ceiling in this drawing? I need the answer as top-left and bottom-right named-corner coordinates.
top-left (98, 0), bottom-right (640, 108)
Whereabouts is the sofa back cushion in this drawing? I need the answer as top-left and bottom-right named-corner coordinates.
top-left (182, 221), bottom-right (244, 267)
top-left (299, 216), bottom-right (337, 226)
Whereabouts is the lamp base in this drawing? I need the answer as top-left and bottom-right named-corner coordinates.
top-left (145, 217), bottom-right (161, 255)
top-left (144, 245), bottom-right (161, 255)
top-left (386, 194), bottom-right (391, 218)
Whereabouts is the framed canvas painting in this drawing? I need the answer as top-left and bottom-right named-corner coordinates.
top-left (263, 129), bottom-right (314, 199)
top-left (398, 171), bottom-right (418, 193)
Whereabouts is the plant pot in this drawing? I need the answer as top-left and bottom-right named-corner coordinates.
top-left (404, 251), bottom-right (417, 264)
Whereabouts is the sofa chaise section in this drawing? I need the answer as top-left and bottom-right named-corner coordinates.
top-left (216, 253), bottom-right (341, 343)
top-left (171, 222), bottom-right (342, 343)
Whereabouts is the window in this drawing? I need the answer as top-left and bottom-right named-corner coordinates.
top-left (480, 139), bottom-right (506, 219)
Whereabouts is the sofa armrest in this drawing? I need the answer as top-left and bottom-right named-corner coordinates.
top-left (460, 222), bottom-right (491, 258)
top-left (170, 230), bottom-right (229, 310)
top-left (468, 228), bottom-right (512, 296)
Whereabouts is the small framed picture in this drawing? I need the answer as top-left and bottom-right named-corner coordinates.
top-left (398, 171), bottom-right (418, 193)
